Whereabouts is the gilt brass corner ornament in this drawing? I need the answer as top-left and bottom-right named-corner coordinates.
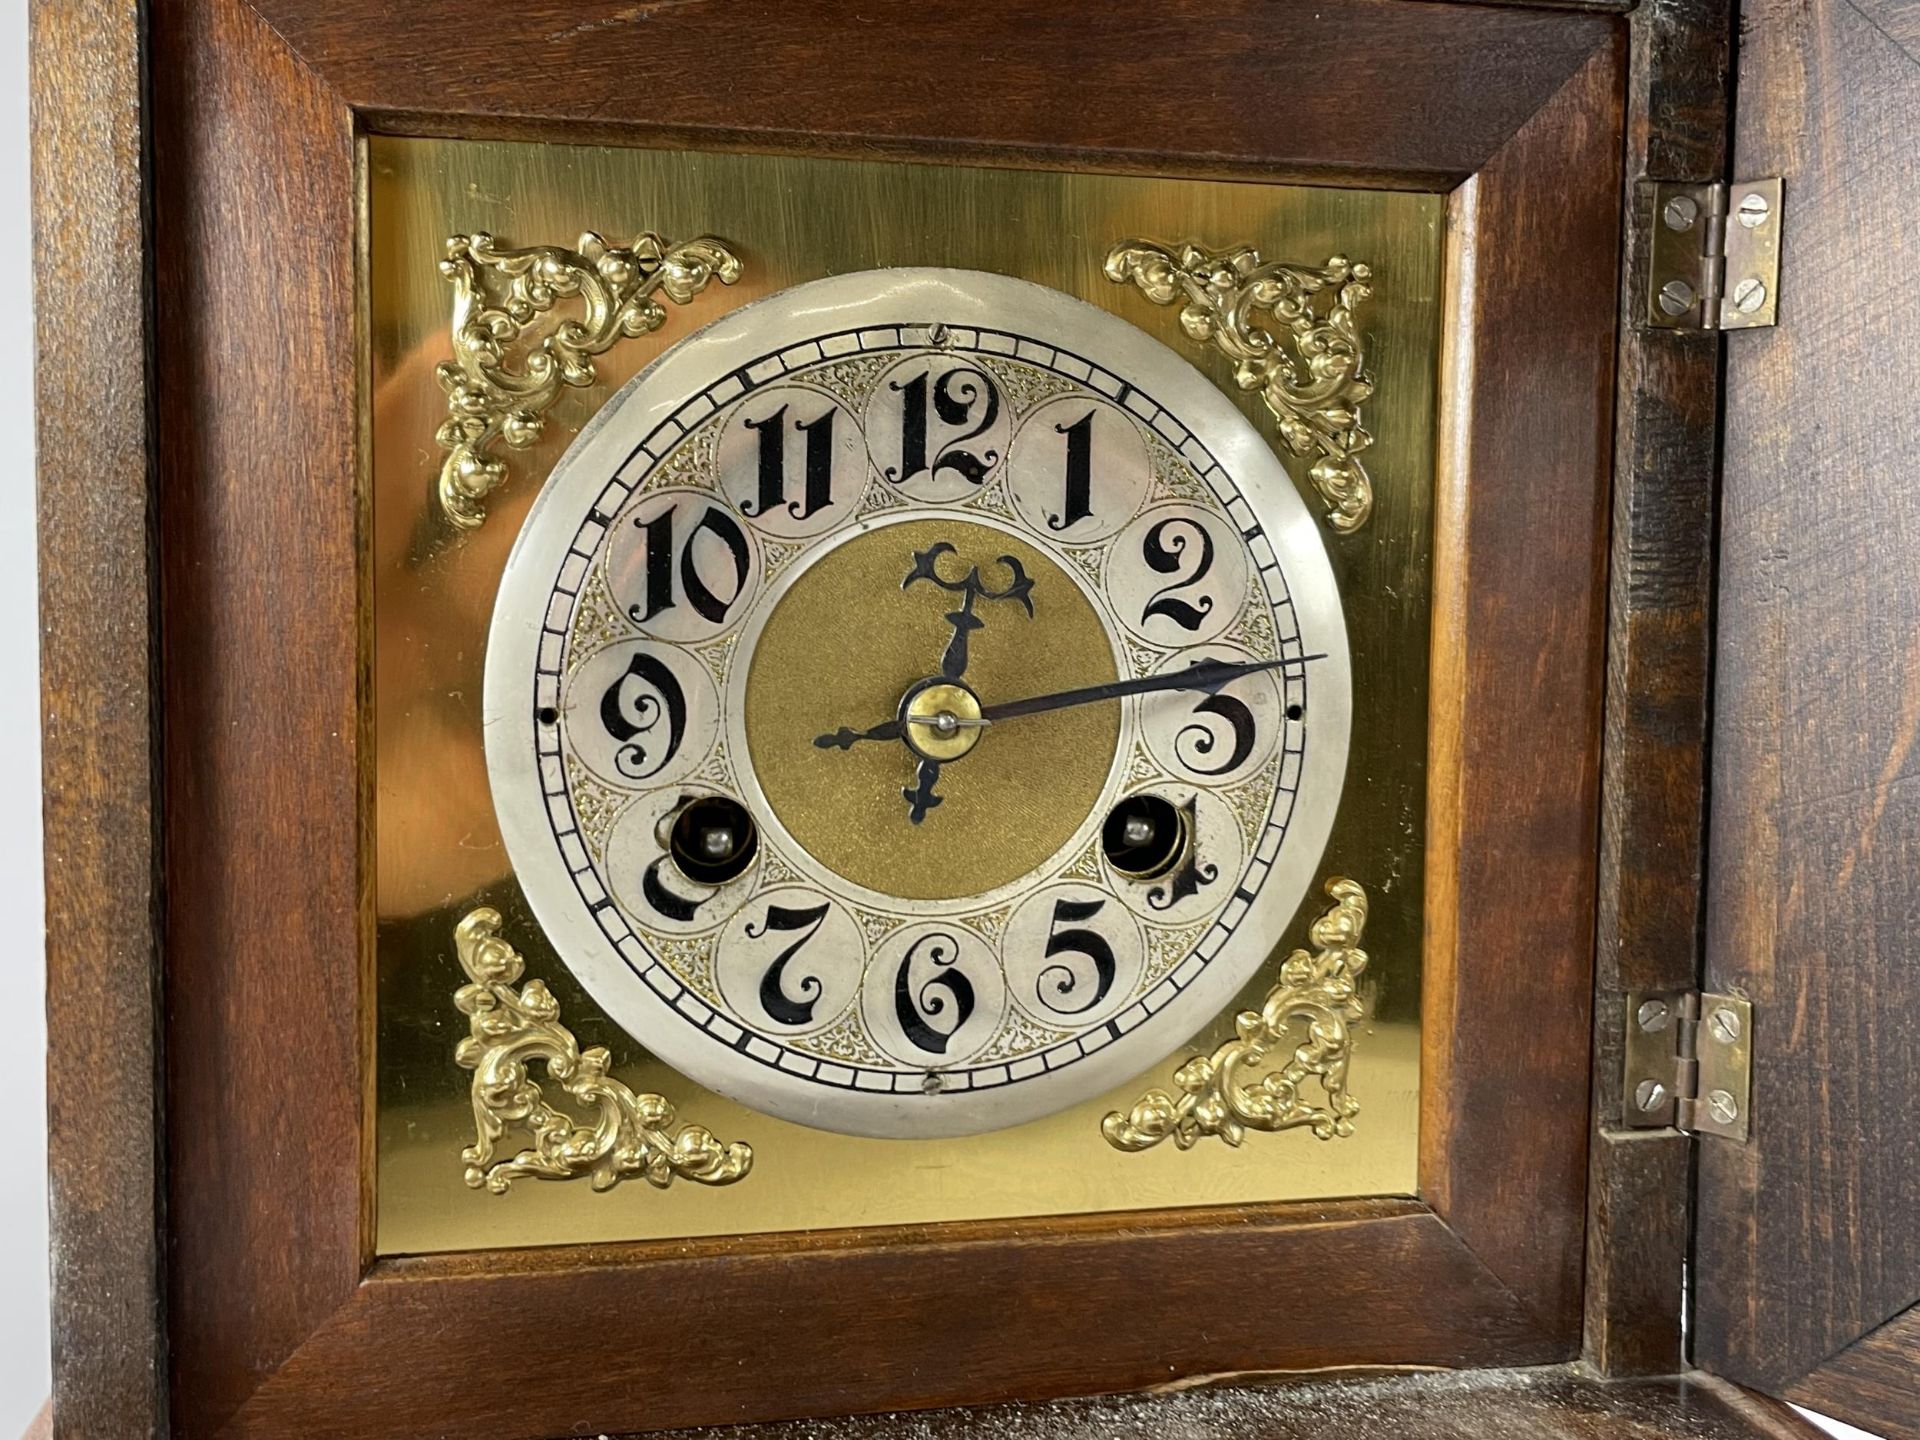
top-left (1102, 876), bottom-right (1369, 1152)
top-left (1105, 240), bottom-right (1377, 534)
top-left (452, 907), bottom-right (753, 1193)
top-left (434, 230), bottom-right (743, 531)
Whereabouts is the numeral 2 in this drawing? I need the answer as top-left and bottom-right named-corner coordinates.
top-left (1140, 516), bottom-right (1216, 631)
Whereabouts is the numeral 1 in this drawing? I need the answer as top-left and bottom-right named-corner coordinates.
top-left (1048, 407), bottom-right (1095, 531)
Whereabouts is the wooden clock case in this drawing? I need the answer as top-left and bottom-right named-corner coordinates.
top-left (31, 0), bottom-right (1918, 1437)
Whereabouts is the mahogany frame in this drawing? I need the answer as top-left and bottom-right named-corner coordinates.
top-left (38, 2), bottom-right (1625, 1436)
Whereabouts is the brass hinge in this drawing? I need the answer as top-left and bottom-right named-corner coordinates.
top-left (1622, 991), bottom-right (1752, 1142)
top-left (1643, 178), bottom-right (1782, 331)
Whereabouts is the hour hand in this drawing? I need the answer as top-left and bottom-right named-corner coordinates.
top-left (814, 717), bottom-right (905, 750)
top-left (902, 757), bottom-right (944, 824)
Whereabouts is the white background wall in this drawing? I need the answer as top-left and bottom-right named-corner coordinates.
top-left (0, 3), bottom-right (1889, 1437)
top-left (2, 0), bottom-right (50, 1431)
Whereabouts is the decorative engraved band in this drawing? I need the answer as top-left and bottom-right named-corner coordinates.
top-left (1103, 876), bottom-right (1369, 1152)
top-left (1106, 241), bottom-right (1377, 534)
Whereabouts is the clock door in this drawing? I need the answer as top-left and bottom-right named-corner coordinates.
top-left (1692, 0), bottom-right (1920, 1433)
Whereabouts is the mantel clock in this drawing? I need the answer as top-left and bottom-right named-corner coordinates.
top-left (35, 2), bottom-right (1920, 1439)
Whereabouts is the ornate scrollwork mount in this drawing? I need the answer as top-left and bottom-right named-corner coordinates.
top-left (452, 907), bottom-right (753, 1193)
top-left (1105, 240), bottom-right (1377, 534)
top-left (434, 231), bottom-right (743, 531)
top-left (1102, 876), bottom-right (1369, 1152)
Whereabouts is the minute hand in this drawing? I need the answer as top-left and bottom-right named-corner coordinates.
top-left (980, 654), bottom-right (1318, 724)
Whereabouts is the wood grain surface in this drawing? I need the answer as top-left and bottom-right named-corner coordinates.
top-left (1584, 0), bottom-right (1733, 1378)
top-left (147, 0), bottom-right (364, 1432)
top-left (247, 0), bottom-right (1615, 189)
top-left (1693, 0), bottom-right (1920, 1432)
top-left (1424, 40), bottom-right (1623, 1345)
top-left (31, 1), bottom-right (166, 1437)
top-left (233, 1202), bottom-right (1569, 1438)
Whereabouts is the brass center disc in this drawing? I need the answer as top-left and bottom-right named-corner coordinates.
top-left (900, 680), bottom-right (985, 762)
top-left (743, 516), bottom-right (1120, 903)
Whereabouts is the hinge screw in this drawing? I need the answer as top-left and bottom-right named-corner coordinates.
top-left (1663, 194), bottom-right (1700, 231)
top-left (1731, 278), bottom-right (1768, 315)
top-left (1658, 280), bottom-right (1697, 317)
top-left (1635, 1078), bottom-right (1669, 1113)
top-left (1636, 998), bottom-right (1671, 1032)
top-left (1736, 191), bottom-right (1771, 229)
top-left (1706, 1089), bottom-right (1740, 1125)
top-left (1706, 1005), bottom-right (1744, 1044)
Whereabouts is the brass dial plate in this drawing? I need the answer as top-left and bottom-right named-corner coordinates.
top-left (370, 137), bottom-right (1440, 1252)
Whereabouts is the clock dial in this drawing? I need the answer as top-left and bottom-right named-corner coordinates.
top-left (486, 269), bottom-right (1350, 1138)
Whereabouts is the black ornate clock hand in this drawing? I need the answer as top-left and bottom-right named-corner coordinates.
top-left (881, 543), bottom-right (1036, 822)
top-left (813, 654), bottom-right (1319, 751)
top-left (902, 542), bottom-right (1036, 680)
top-left (814, 716), bottom-right (907, 750)
top-left (979, 653), bottom-right (1320, 723)
top-left (902, 757), bottom-right (945, 824)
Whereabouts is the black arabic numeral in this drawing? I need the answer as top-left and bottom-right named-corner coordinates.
top-left (1036, 896), bottom-right (1116, 1017)
top-left (597, 651), bottom-right (687, 782)
top-left (1147, 800), bottom-right (1219, 913)
top-left (743, 402), bottom-right (839, 522)
top-left (931, 366), bottom-right (1000, 485)
top-left (640, 855), bottom-right (708, 923)
top-left (791, 408), bottom-right (839, 519)
top-left (747, 901), bottom-right (831, 1027)
top-left (1048, 407), bottom-right (1096, 531)
top-left (628, 503), bottom-right (752, 626)
top-left (1140, 516), bottom-right (1216, 631)
top-left (893, 932), bottom-right (976, 1055)
top-left (885, 364), bottom-right (1001, 488)
top-left (1179, 691), bottom-right (1258, 777)
top-left (630, 508), bottom-right (675, 625)
top-left (884, 369), bottom-right (928, 484)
